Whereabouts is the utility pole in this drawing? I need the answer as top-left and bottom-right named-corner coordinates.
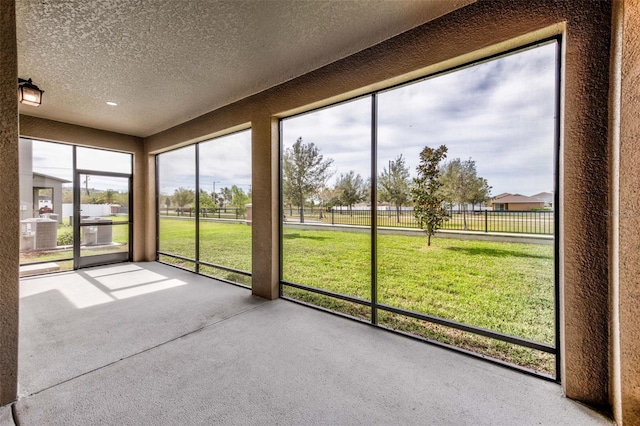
top-left (212, 181), bottom-right (220, 203)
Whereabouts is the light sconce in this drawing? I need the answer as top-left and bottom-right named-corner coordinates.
top-left (18, 78), bottom-right (44, 107)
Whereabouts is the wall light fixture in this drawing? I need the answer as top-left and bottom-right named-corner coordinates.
top-left (18, 78), bottom-right (44, 107)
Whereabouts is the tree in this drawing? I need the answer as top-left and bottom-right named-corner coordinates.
top-left (412, 145), bottom-right (448, 246)
top-left (114, 192), bottom-right (129, 209)
top-left (172, 187), bottom-right (195, 216)
top-left (439, 158), bottom-right (489, 230)
top-left (469, 177), bottom-right (492, 211)
top-left (230, 185), bottom-right (250, 216)
top-left (199, 189), bottom-right (217, 217)
top-left (282, 137), bottom-right (334, 223)
top-left (219, 187), bottom-right (232, 210)
top-left (334, 170), bottom-right (366, 215)
top-left (379, 154), bottom-right (411, 223)
top-left (62, 188), bottom-right (72, 203)
top-left (98, 189), bottom-right (117, 204)
top-left (163, 196), bottom-right (172, 215)
top-left (84, 175), bottom-right (91, 196)
top-left (439, 159), bottom-right (463, 213)
top-left (317, 186), bottom-right (341, 209)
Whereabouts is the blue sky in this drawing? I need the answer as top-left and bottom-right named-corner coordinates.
top-left (30, 41), bottom-right (557, 199)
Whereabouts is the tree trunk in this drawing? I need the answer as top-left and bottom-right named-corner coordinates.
top-left (462, 204), bottom-right (468, 230)
top-left (298, 193), bottom-right (305, 223)
top-left (396, 204), bottom-right (401, 223)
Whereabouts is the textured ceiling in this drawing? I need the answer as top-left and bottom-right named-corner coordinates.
top-left (16, 0), bottom-right (472, 137)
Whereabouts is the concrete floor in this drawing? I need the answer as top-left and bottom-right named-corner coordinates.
top-left (2, 262), bottom-right (613, 425)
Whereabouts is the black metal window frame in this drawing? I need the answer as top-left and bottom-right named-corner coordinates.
top-left (73, 168), bottom-right (133, 269)
top-left (279, 36), bottom-right (562, 381)
top-left (155, 129), bottom-right (253, 289)
top-left (18, 140), bottom-right (134, 271)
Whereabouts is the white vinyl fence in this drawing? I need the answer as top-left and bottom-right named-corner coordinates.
top-left (62, 203), bottom-right (113, 219)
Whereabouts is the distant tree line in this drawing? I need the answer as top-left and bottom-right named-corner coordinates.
top-left (281, 137), bottom-right (492, 228)
top-left (62, 187), bottom-right (128, 206)
top-left (161, 184), bottom-right (251, 217)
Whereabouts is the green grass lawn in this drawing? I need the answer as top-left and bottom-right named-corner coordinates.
top-left (158, 218), bottom-right (252, 272)
top-left (159, 218), bottom-right (196, 259)
top-left (282, 228), bottom-right (554, 344)
top-left (199, 221), bottom-right (251, 271)
top-left (378, 235), bottom-right (554, 343)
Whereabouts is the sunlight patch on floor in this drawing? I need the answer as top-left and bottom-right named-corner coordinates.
top-left (21, 264), bottom-right (187, 308)
top-left (111, 279), bottom-right (187, 299)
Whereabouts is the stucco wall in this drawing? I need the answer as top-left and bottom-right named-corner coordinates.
top-left (613, 0), bottom-right (640, 424)
top-left (250, 117), bottom-right (280, 300)
top-left (0, 0), bottom-right (19, 406)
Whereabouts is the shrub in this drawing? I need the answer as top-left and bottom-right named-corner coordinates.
top-left (57, 228), bottom-right (73, 246)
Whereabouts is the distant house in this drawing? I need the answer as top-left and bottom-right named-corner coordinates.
top-left (531, 192), bottom-right (554, 208)
top-left (32, 173), bottom-right (71, 221)
top-left (490, 193), bottom-right (545, 211)
top-left (19, 139), bottom-right (71, 224)
top-left (492, 192), bottom-right (511, 200)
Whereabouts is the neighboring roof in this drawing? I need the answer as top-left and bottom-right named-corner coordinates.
top-left (492, 192), bottom-right (512, 200)
top-left (491, 194), bottom-right (544, 204)
top-left (531, 192), bottom-right (553, 199)
top-left (33, 172), bottom-right (71, 184)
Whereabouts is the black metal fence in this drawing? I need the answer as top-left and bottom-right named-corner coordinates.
top-left (283, 208), bottom-right (554, 235)
top-left (159, 207), bottom-right (246, 220)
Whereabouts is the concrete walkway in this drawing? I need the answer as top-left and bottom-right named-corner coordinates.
top-left (284, 222), bottom-right (554, 245)
top-left (3, 262), bottom-right (613, 425)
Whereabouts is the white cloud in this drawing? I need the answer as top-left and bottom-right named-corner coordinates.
top-left (31, 140), bottom-right (74, 182)
top-left (282, 42), bottom-right (557, 196)
top-left (158, 129), bottom-right (251, 195)
top-left (199, 130), bottom-right (252, 192)
top-left (282, 96), bottom-right (372, 182)
top-left (29, 140), bottom-right (134, 192)
top-left (76, 147), bottom-right (132, 174)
